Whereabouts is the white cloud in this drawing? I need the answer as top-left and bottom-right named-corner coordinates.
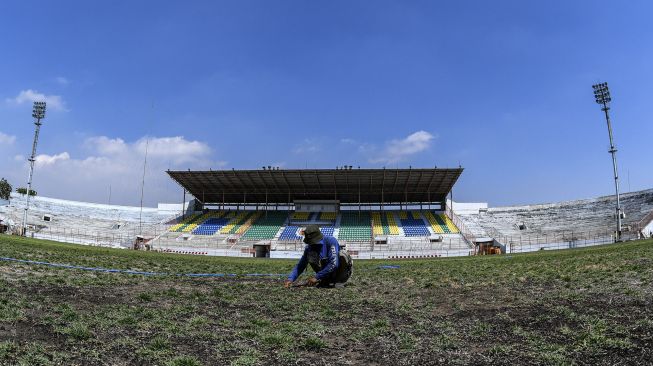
top-left (84, 135), bottom-right (214, 166)
top-left (4, 135), bottom-right (222, 206)
top-left (5, 89), bottom-right (67, 111)
top-left (35, 152), bottom-right (71, 166)
top-left (293, 139), bottom-right (321, 154)
top-left (340, 138), bottom-right (356, 144)
top-left (85, 136), bottom-right (128, 155)
top-left (0, 132), bottom-right (16, 145)
top-left (136, 136), bottom-right (212, 164)
top-left (370, 130), bottom-right (435, 164)
top-left (55, 76), bottom-right (70, 86)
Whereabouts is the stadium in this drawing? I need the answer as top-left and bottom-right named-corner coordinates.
top-left (1, 168), bottom-right (652, 259)
top-left (1, 178), bottom-right (653, 364)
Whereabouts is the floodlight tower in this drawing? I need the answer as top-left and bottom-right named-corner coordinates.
top-left (22, 101), bottom-right (46, 235)
top-left (592, 82), bottom-right (623, 241)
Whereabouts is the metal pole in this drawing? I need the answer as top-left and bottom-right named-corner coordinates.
top-left (602, 104), bottom-right (622, 241)
top-left (593, 82), bottom-right (622, 242)
top-left (182, 189), bottom-right (186, 220)
top-left (139, 138), bottom-right (150, 236)
top-left (22, 102), bottom-right (46, 236)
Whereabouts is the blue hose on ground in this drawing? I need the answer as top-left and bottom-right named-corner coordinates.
top-left (0, 257), bottom-right (286, 278)
top-left (0, 257), bottom-right (403, 277)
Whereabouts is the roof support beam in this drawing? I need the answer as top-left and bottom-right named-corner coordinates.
top-left (298, 171), bottom-right (307, 193)
top-left (392, 170), bottom-right (399, 193)
top-left (315, 170), bottom-right (323, 191)
top-left (426, 170), bottom-right (439, 194)
top-left (403, 168), bottom-right (412, 196)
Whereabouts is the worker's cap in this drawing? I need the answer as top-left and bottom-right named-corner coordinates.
top-left (302, 224), bottom-right (323, 245)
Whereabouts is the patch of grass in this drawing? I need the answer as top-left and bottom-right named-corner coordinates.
top-left (189, 315), bottom-right (209, 328)
top-left (303, 337), bottom-right (326, 351)
top-left (138, 292), bottom-right (154, 302)
top-left (0, 297), bottom-right (25, 322)
top-left (166, 355), bottom-right (202, 366)
top-left (261, 332), bottom-right (292, 348)
top-left (231, 349), bottom-right (261, 366)
top-left (149, 335), bottom-right (171, 351)
top-left (59, 321), bottom-right (93, 341)
top-left (17, 343), bottom-right (54, 366)
top-left (54, 303), bottom-right (78, 322)
top-left (470, 321), bottom-right (492, 337)
top-left (398, 332), bottom-right (417, 351)
top-left (0, 341), bottom-right (17, 361)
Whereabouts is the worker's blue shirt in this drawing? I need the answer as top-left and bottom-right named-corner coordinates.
top-left (288, 236), bottom-right (340, 282)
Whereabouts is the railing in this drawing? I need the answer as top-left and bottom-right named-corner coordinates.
top-left (633, 210), bottom-right (653, 236)
top-left (10, 220), bottom-right (648, 260)
top-left (445, 206), bottom-right (475, 248)
top-left (497, 228), bottom-right (627, 253)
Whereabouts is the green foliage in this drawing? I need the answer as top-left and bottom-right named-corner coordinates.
top-left (16, 187), bottom-right (37, 196)
top-left (0, 178), bottom-right (11, 200)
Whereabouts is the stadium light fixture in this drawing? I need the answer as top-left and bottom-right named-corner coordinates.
top-left (22, 101), bottom-right (47, 235)
top-left (592, 82), bottom-right (623, 241)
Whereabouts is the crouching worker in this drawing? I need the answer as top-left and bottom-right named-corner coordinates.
top-left (284, 224), bottom-right (352, 288)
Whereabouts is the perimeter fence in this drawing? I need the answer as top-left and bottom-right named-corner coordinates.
top-left (12, 223), bottom-right (645, 259)
top-left (503, 228), bottom-right (638, 254)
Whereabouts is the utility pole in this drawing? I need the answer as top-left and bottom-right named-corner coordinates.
top-left (22, 101), bottom-right (46, 236)
top-left (592, 82), bottom-right (623, 241)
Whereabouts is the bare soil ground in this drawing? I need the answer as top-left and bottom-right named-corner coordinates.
top-left (0, 236), bottom-right (652, 365)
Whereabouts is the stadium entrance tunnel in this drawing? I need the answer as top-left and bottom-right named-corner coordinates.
top-left (254, 244), bottom-right (271, 258)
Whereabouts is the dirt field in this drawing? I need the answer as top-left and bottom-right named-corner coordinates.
top-left (0, 235), bottom-right (652, 365)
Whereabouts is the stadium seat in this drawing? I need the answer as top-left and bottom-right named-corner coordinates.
top-left (319, 212), bottom-right (337, 221)
top-left (400, 213), bottom-right (430, 237)
top-left (337, 211), bottom-right (371, 241)
top-left (241, 211), bottom-right (288, 240)
top-left (385, 212), bottom-right (400, 235)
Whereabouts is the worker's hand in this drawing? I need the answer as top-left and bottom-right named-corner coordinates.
top-left (306, 277), bottom-right (319, 287)
top-left (284, 280), bottom-right (293, 288)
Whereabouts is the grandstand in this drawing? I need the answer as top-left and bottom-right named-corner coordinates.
top-left (0, 193), bottom-right (178, 247)
top-left (3, 167), bottom-right (652, 258)
top-left (454, 188), bottom-right (653, 250)
top-left (157, 168), bottom-right (469, 257)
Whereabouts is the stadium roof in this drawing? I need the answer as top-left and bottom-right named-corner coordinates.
top-left (167, 168), bottom-right (463, 205)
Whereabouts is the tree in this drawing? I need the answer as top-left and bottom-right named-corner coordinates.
top-left (0, 178), bottom-right (11, 200)
top-left (16, 187), bottom-right (37, 196)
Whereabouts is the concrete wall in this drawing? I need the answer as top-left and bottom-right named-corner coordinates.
top-left (157, 202), bottom-right (190, 215)
top-left (448, 200), bottom-right (488, 215)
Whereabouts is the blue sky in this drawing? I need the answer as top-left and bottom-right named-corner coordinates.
top-left (1, 1), bottom-right (651, 207)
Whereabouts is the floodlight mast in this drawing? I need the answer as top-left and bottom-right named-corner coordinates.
top-left (592, 82), bottom-right (622, 241)
top-left (22, 101), bottom-right (46, 235)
